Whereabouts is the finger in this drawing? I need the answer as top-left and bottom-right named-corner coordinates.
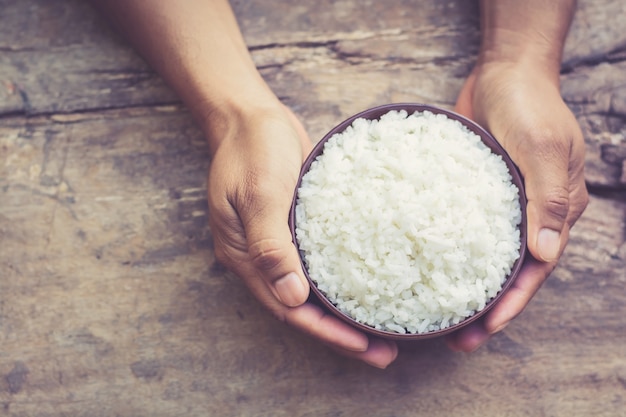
top-left (446, 321), bottom-right (490, 353)
top-left (238, 181), bottom-right (310, 307)
top-left (242, 282), bottom-right (399, 368)
top-left (285, 304), bottom-right (398, 369)
top-left (284, 303), bottom-right (369, 352)
top-left (328, 338), bottom-right (399, 369)
top-left (509, 130), bottom-right (572, 263)
top-left (208, 170), bottom-right (309, 309)
top-left (483, 255), bottom-right (557, 334)
top-left (235, 121), bottom-right (310, 307)
top-left (446, 250), bottom-right (560, 352)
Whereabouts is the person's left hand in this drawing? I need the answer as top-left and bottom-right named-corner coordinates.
top-left (446, 61), bottom-right (589, 352)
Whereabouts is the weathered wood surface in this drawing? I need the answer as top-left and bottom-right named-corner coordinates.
top-left (0, 1), bottom-right (625, 416)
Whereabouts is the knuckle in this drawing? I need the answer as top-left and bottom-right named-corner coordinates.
top-left (209, 228), bottom-right (246, 270)
top-left (211, 232), bottom-right (249, 271)
top-left (543, 186), bottom-right (570, 222)
top-left (248, 239), bottom-right (285, 273)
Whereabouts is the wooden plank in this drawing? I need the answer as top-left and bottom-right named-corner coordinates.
top-left (1, 0), bottom-right (624, 187)
top-left (1, 0), bottom-right (626, 415)
top-left (562, 62), bottom-right (626, 188)
top-left (2, 0), bottom-right (625, 117)
top-left (563, 0), bottom-right (626, 69)
top-left (1, 107), bottom-right (625, 416)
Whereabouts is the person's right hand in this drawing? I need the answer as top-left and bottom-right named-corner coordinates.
top-left (207, 102), bottom-right (399, 368)
top-left (91, 0), bottom-right (398, 367)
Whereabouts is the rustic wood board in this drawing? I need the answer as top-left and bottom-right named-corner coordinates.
top-left (1, 1), bottom-right (625, 416)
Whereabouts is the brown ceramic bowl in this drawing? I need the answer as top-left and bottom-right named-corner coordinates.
top-left (289, 103), bottom-right (527, 341)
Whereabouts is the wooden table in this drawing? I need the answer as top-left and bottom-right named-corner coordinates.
top-left (1, 1), bottom-right (625, 416)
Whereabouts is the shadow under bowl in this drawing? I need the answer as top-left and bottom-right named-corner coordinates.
top-left (289, 103), bottom-right (528, 341)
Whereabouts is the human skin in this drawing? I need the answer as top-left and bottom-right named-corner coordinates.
top-left (447, 0), bottom-right (588, 352)
top-left (90, 0), bottom-right (588, 366)
top-left (90, 0), bottom-right (398, 368)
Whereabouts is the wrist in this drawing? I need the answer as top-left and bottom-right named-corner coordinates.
top-left (478, 29), bottom-right (563, 83)
top-left (195, 87), bottom-right (285, 157)
top-left (477, 0), bottom-right (576, 84)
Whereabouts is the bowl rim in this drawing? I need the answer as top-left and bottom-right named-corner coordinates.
top-left (289, 102), bottom-right (528, 341)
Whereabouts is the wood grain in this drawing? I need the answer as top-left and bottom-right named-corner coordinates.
top-left (1, 1), bottom-right (625, 416)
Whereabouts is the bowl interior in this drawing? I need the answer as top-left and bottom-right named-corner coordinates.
top-left (289, 103), bottom-right (528, 340)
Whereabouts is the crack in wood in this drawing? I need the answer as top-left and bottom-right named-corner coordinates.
top-left (0, 100), bottom-right (184, 121)
top-left (249, 39), bottom-right (339, 52)
top-left (562, 43), bottom-right (626, 74)
top-left (0, 45), bottom-right (37, 53)
top-left (586, 184), bottom-right (626, 199)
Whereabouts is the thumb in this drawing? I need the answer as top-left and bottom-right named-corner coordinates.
top-left (242, 189), bottom-right (310, 307)
top-left (516, 137), bottom-right (571, 263)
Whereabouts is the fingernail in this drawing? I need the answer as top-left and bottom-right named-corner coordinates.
top-left (490, 321), bottom-right (510, 335)
top-left (274, 272), bottom-right (307, 307)
top-left (364, 359), bottom-right (389, 370)
top-left (360, 339), bottom-right (397, 369)
top-left (363, 353), bottom-right (393, 369)
top-left (537, 228), bottom-right (561, 262)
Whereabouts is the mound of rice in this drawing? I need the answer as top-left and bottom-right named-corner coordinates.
top-left (294, 109), bottom-right (522, 334)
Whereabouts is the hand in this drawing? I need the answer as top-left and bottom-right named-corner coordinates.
top-left (446, 61), bottom-right (589, 352)
top-left (207, 102), bottom-right (398, 368)
top-left (90, 0), bottom-right (397, 368)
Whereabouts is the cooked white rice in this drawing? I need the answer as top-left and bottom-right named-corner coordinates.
top-left (294, 109), bottom-right (522, 334)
